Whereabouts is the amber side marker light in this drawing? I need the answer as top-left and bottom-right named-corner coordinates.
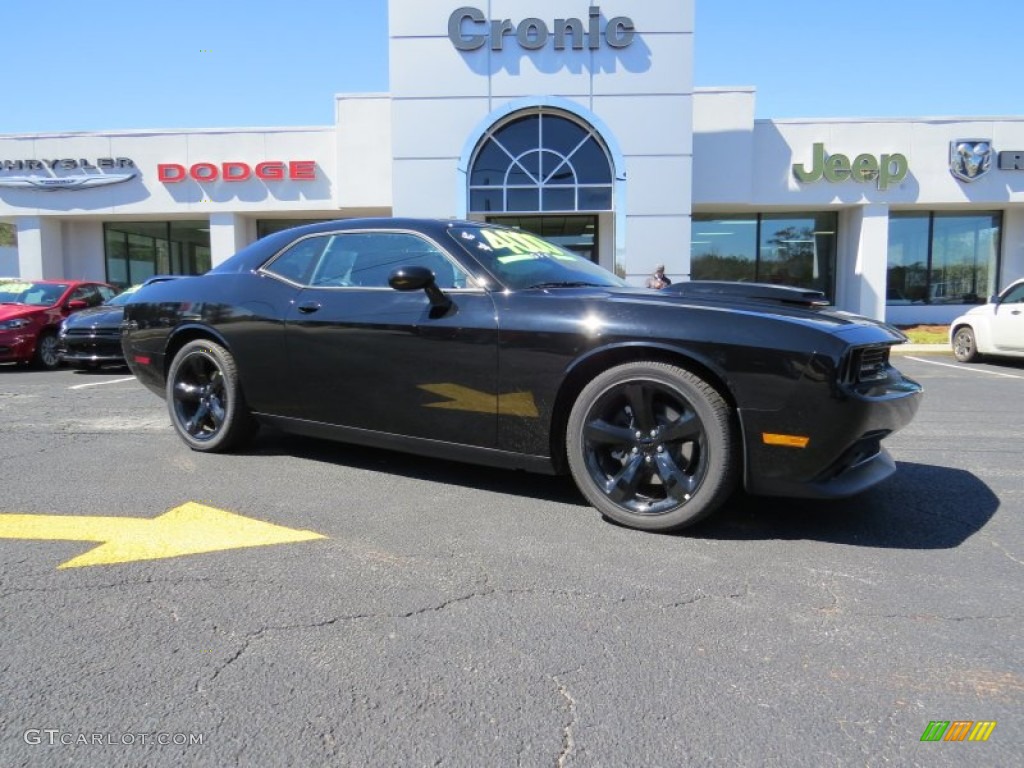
top-left (762, 433), bottom-right (810, 449)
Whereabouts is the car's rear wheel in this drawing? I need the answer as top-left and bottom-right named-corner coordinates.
top-left (33, 332), bottom-right (61, 370)
top-left (566, 362), bottom-right (738, 532)
top-left (166, 339), bottom-right (256, 452)
top-left (952, 326), bottom-right (981, 362)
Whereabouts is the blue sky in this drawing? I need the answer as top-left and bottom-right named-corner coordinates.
top-left (4, 0), bottom-right (1022, 134)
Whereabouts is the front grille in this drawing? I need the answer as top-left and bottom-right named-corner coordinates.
top-left (64, 328), bottom-right (120, 340)
top-left (843, 345), bottom-right (891, 384)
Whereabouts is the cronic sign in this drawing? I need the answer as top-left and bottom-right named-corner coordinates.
top-left (448, 6), bottom-right (635, 51)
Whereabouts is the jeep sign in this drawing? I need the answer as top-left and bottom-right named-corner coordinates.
top-left (793, 143), bottom-right (908, 191)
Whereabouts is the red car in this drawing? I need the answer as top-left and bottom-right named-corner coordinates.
top-left (0, 280), bottom-right (118, 369)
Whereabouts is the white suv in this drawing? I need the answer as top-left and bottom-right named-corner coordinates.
top-left (950, 278), bottom-right (1024, 362)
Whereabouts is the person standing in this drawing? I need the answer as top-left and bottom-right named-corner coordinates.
top-left (646, 264), bottom-right (671, 290)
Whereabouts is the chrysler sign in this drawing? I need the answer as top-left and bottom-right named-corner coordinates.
top-left (0, 157), bottom-right (138, 190)
top-left (448, 6), bottom-right (635, 51)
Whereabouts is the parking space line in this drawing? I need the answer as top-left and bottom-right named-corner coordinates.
top-left (69, 376), bottom-right (137, 390)
top-left (906, 356), bottom-right (1024, 379)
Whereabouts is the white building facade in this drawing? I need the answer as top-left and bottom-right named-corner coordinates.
top-left (2, 0), bottom-right (1022, 323)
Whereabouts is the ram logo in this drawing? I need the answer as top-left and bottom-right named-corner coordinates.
top-left (950, 139), bottom-right (994, 182)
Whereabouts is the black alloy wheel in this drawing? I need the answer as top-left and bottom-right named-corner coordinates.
top-left (33, 332), bottom-right (61, 370)
top-left (567, 362), bottom-right (738, 532)
top-left (952, 326), bottom-right (980, 363)
top-left (166, 339), bottom-right (256, 452)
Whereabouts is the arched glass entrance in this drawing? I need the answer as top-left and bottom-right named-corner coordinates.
top-left (467, 110), bottom-right (614, 263)
top-left (467, 110), bottom-right (613, 214)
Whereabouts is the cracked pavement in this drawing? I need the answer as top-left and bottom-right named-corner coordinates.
top-left (0, 357), bottom-right (1021, 767)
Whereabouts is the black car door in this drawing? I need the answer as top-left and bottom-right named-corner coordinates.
top-left (281, 230), bottom-right (500, 448)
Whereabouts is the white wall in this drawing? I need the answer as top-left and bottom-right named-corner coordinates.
top-left (63, 220), bottom-right (106, 280)
top-left (335, 94), bottom-right (393, 212)
top-left (1001, 208), bottom-right (1024, 288)
top-left (692, 87), bottom-right (756, 206)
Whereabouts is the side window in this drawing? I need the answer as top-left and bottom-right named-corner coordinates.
top-left (1003, 283), bottom-right (1024, 304)
top-left (262, 236), bottom-right (327, 285)
top-left (310, 236), bottom-right (358, 287)
top-left (97, 285), bottom-right (117, 303)
top-left (71, 285), bottom-right (100, 306)
top-left (335, 232), bottom-right (467, 289)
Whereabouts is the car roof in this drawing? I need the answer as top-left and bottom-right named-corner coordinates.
top-left (210, 217), bottom-right (507, 275)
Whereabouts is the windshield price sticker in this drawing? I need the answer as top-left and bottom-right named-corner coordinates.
top-left (480, 229), bottom-right (574, 261)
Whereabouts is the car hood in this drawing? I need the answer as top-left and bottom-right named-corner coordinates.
top-left (62, 305), bottom-right (125, 329)
top-left (600, 287), bottom-right (906, 338)
top-left (0, 304), bottom-right (45, 322)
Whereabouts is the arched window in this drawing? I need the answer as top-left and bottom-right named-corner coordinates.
top-left (468, 111), bottom-right (613, 213)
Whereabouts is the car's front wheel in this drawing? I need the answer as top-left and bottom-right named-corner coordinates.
top-left (566, 362), bottom-right (739, 532)
top-left (33, 331), bottom-right (61, 370)
top-left (166, 339), bottom-right (256, 452)
top-left (952, 326), bottom-right (981, 362)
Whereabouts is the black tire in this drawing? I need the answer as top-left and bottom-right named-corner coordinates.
top-left (166, 339), bottom-right (256, 452)
top-left (952, 326), bottom-right (981, 363)
top-left (566, 362), bottom-right (739, 532)
top-left (32, 331), bottom-right (61, 370)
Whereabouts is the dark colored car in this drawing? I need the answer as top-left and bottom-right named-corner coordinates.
top-left (122, 218), bottom-right (922, 532)
top-left (0, 280), bottom-right (117, 369)
top-left (58, 276), bottom-right (180, 369)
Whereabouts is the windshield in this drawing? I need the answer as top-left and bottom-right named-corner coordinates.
top-left (448, 226), bottom-right (626, 290)
top-left (106, 284), bottom-right (142, 306)
top-left (0, 281), bottom-right (70, 306)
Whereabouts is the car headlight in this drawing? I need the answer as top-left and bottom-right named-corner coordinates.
top-left (0, 318), bottom-right (31, 330)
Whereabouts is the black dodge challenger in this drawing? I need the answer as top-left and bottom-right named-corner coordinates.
top-left (122, 218), bottom-right (922, 532)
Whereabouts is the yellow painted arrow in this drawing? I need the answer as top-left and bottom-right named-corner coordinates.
top-left (0, 503), bottom-right (326, 569)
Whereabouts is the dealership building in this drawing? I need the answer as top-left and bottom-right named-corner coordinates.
top-left (2, 0), bottom-right (1023, 324)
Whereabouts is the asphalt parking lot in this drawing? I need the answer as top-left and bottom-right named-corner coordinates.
top-left (1, 354), bottom-right (1021, 767)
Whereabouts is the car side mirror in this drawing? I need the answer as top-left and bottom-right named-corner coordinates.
top-left (67, 299), bottom-right (89, 310)
top-left (389, 265), bottom-right (453, 315)
top-left (988, 294), bottom-right (1001, 305)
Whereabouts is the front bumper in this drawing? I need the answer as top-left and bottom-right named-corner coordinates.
top-left (0, 331), bottom-right (34, 363)
top-left (58, 331), bottom-right (125, 366)
top-left (740, 364), bottom-right (923, 499)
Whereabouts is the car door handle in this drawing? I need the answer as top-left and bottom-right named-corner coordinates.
top-left (297, 301), bottom-right (321, 314)
top-left (1012, 309), bottom-right (1021, 315)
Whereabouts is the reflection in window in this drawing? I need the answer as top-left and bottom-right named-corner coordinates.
top-left (691, 215), bottom-right (756, 282)
top-left (104, 221), bottom-right (211, 291)
top-left (887, 212), bottom-right (999, 305)
top-left (266, 233), bottom-right (466, 290)
top-left (692, 213), bottom-right (837, 300)
top-left (468, 111), bottom-right (613, 213)
top-left (256, 219), bottom-right (337, 239)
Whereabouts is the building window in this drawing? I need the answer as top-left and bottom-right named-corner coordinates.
top-left (104, 221), bottom-right (210, 290)
top-left (485, 215), bottom-right (599, 263)
top-left (468, 111), bottom-right (613, 214)
top-left (692, 213), bottom-right (837, 300)
top-left (257, 219), bottom-right (337, 239)
top-left (887, 212), bottom-right (1000, 305)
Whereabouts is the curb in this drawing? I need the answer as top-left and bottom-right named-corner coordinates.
top-left (890, 344), bottom-right (952, 356)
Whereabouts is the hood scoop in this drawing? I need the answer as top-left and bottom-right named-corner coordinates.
top-left (662, 280), bottom-right (829, 308)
